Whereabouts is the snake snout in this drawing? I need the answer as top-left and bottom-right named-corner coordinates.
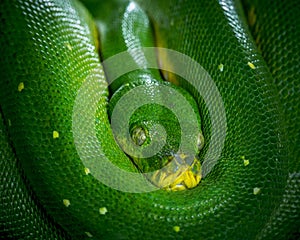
top-left (150, 152), bottom-right (202, 191)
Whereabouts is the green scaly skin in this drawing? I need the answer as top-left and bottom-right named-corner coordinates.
top-left (0, 0), bottom-right (299, 240)
top-left (94, 1), bottom-right (203, 189)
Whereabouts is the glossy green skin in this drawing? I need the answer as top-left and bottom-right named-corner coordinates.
top-left (95, 1), bottom-right (202, 176)
top-left (0, 0), bottom-right (299, 240)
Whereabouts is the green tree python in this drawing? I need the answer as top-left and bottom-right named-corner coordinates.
top-left (0, 0), bottom-right (299, 239)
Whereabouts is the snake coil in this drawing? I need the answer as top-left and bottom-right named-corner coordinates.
top-left (0, 0), bottom-right (299, 239)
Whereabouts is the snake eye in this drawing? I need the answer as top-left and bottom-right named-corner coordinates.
top-left (131, 127), bottom-right (147, 146)
top-left (197, 133), bottom-right (204, 151)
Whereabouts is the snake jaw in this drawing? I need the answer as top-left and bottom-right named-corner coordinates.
top-left (150, 154), bottom-right (202, 191)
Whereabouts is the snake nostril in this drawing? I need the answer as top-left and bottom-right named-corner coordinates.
top-left (131, 126), bottom-right (147, 146)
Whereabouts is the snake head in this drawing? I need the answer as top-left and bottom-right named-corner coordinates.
top-left (108, 77), bottom-right (204, 191)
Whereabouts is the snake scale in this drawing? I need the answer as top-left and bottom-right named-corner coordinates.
top-left (0, 0), bottom-right (299, 239)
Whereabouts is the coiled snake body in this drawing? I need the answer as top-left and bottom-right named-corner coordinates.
top-left (0, 0), bottom-right (299, 239)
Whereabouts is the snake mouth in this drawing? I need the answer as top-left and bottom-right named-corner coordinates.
top-left (149, 153), bottom-right (202, 191)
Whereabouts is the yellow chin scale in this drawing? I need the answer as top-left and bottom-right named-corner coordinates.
top-left (150, 156), bottom-right (202, 191)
